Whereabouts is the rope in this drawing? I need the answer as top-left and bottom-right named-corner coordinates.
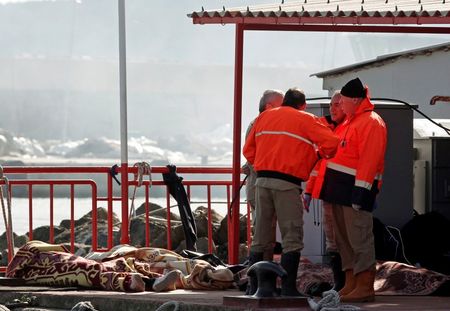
top-left (0, 165), bottom-right (14, 258)
top-left (229, 175), bottom-right (248, 218)
top-left (129, 162), bottom-right (152, 222)
top-left (71, 301), bottom-right (99, 311)
top-left (155, 301), bottom-right (180, 311)
top-left (386, 225), bottom-right (413, 265)
top-left (307, 290), bottom-right (361, 311)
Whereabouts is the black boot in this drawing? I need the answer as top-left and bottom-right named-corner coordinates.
top-left (246, 251), bottom-right (264, 295)
top-left (329, 252), bottom-right (345, 292)
top-left (280, 251), bottom-right (304, 296)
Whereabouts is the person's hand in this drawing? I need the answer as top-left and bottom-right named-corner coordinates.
top-left (303, 193), bottom-right (312, 213)
top-left (242, 163), bottom-right (250, 175)
top-left (352, 204), bottom-right (362, 211)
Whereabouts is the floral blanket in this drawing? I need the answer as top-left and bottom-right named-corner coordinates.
top-left (234, 258), bottom-right (449, 296)
top-left (6, 241), bottom-right (234, 292)
top-left (374, 261), bottom-right (450, 295)
top-left (298, 260), bottom-right (450, 296)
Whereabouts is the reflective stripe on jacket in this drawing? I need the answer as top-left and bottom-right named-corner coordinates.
top-left (319, 97), bottom-right (387, 211)
top-left (243, 106), bottom-right (340, 185)
top-left (305, 115), bottom-right (337, 196)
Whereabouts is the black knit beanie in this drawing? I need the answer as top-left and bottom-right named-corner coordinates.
top-left (341, 77), bottom-right (366, 98)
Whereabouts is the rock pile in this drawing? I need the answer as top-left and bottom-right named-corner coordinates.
top-left (0, 201), bottom-right (250, 266)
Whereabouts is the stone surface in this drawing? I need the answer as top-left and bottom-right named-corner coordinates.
top-left (31, 226), bottom-right (66, 243)
top-left (135, 202), bottom-right (182, 222)
top-left (59, 207), bottom-right (119, 230)
top-left (0, 232), bottom-right (28, 250)
top-left (217, 214), bottom-right (249, 245)
top-left (1, 201), bottom-right (244, 263)
top-left (0, 288), bottom-right (449, 311)
top-left (223, 295), bottom-right (309, 309)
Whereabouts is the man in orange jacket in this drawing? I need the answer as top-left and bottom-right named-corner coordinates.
top-left (242, 89), bottom-right (284, 261)
top-left (303, 91), bottom-right (346, 292)
top-left (319, 78), bottom-right (387, 302)
top-left (243, 88), bottom-right (340, 296)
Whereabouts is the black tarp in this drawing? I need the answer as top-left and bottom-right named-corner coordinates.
top-left (401, 211), bottom-right (450, 275)
top-left (162, 165), bottom-right (197, 251)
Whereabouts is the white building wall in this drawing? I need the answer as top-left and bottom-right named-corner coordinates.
top-left (322, 50), bottom-right (450, 118)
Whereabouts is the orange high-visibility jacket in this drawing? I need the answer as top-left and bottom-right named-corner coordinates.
top-left (243, 106), bottom-right (340, 186)
top-left (305, 115), bottom-right (337, 196)
top-left (319, 97), bottom-right (387, 211)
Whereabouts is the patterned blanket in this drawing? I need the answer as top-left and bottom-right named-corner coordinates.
top-left (298, 260), bottom-right (450, 296)
top-left (8, 242), bottom-right (447, 295)
top-left (374, 261), bottom-right (450, 295)
top-left (234, 258), bottom-right (449, 296)
top-left (6, 241), bottom-right (234, 292)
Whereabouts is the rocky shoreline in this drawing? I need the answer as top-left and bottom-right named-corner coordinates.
top-left (0, 202), bottom-right (250, 267)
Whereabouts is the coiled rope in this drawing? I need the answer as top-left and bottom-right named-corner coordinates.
top-left (129, 162), bottom-right (152, 222)
top-left (71, 301), bottom-right (99, 311)
top-left (308, 290), bottom-right (361, 311)
top-left (0, 165), bottom-right (14, 258)
top-left (155, 301), bottom-right (180, 311)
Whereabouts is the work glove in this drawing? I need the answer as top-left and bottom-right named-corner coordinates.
top-left (352, 204), bottom-right (362, 211)
top-left (303, 193), bottom-right (312, 213)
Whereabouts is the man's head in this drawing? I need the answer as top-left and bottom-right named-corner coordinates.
top-left (340, 77), bottom-right (366, 116)
top-left (259, 90), bottom-right (284, 113)
top-left (282, 88), bottom-right (306, 110)
top-left (329, 91), bottom-right (345, 124)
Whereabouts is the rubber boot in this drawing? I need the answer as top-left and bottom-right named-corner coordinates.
top-left (280, 251), bottom-right (304, 296)
top-left (246, 251), bottom-right (264, 295)
top-left (338, 269), bottom-right (356, 296)
top-left (329, 252), bottom-right (345, 292)
top-left (341, 269), bottom-right (375, 303)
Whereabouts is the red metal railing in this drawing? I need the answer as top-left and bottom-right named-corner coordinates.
top-left (7, 179), bottom-right (98, 254)
top-left (0, 166), bottom-right (250, 273)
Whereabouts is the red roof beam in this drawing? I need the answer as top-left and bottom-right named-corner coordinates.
top-left (241, 24), bottom-right (450, 34)
top-left (192, 15), bottom-right (450, 26)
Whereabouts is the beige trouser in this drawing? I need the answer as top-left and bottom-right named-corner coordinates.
top-left (332, 204), bottom-right (375, 274)
top-left (251, 178), bottom-right (304, 254)
top-left (322, 201), bottom-right (338, 253)
top-left (248, 195), bottom-right (277, 261)
top-left (246, 171), bottom-right (277, 260)
top-left (245, 164), bottom-right (257, 213)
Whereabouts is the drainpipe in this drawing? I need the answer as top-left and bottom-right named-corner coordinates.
top-left (430, 95), bottom-right (450, 105)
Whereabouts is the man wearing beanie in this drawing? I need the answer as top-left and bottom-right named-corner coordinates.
top-left (243, 88), bottom-right (339, 296)
top-left (319, 78), bottom-right (387, 302)
top-left (303, 91), bottom-right (347, 293)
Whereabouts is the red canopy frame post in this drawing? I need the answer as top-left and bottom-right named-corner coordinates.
top-left (227, 22), bottom-right (450, 265)
top-left (230, 23), bottom-right (245, 264)
top-left (191, 4), bottom-right (450, 264)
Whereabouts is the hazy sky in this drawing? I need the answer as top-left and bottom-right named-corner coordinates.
top-left (0, 0), bottom-right (448, 142)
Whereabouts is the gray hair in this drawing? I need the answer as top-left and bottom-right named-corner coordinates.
top-left (259, 89), bottom-right (284, 113)
top-left (331, 90), bottom-right (341, 103)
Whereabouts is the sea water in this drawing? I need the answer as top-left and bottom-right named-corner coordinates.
top-left (2, 196), bottom-right (241, 236)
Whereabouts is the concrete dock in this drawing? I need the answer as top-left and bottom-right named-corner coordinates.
top-left (1, 286), bottom-right (450, 311)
